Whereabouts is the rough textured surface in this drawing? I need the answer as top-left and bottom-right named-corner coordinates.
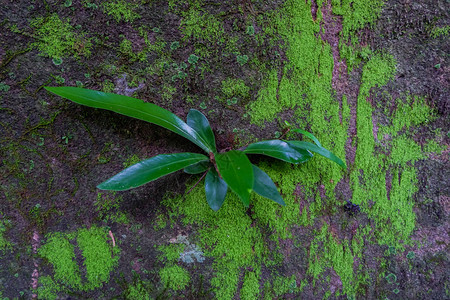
top-left (0, 0), bottom-right (448, 299)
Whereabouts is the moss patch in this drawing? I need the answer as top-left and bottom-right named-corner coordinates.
top-left (30, 13), bottom-right (92, 59)
top-left (102, 0), bottom-right (141, 23)
top-left (37, 226), bottom-right (120, 297)
top-left (159, 265), bottom-right (190, 291)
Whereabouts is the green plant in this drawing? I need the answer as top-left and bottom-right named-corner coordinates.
top-left (44, 87), bottom-right (346, 211)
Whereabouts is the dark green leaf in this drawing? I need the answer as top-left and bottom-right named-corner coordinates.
top-left (44, 87), bottom-right (212, 153)
top-left (252, 165), bottom-right (285, 206)
top-left (184, 161), bottom-right (211, 174)
top-left (215, 151), bottom-right (253, 207)
top-left (244, 140), bottom-right (312, 164)
top-left (187, 109), bottom-right (217, 153)
top-left (205, 168), bottom-right (228, 211)
top-left (287, 141), bottom-right (346, 169)
top-left (97, 153), bottom-right (209, 191)
top-left (290, 128), bottom-right (322, 147)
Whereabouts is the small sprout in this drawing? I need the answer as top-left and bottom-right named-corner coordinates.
top-left (45, 87), bottom-right (346, 211)
top-left (54, 75), bottom-right (65, 84)
top-left (84, 73), bottom-right (91, 78)
top-left (170, 41), bottom-right (180, 50)
top-left (236, 54), bottom-right (248, 66)
top-left (246, 25), bottom-right (255, 35)
top-left (152, 27), bottom-right (160, 33)
top-left (179, 62), bottom-right (188, 69)
top-left (406, 251), bottom-right (415, 259)
top-left (76, 81), bottom-right (83, 88)
top-left (274, 131), bottom-right (281, 138)
top-left (227, 97), bottom-right (238, 105)
top-left (434, 63), bottom-right (441, 69)
top-left (385, 273), bottom-right (397, 284)
top-left (393, 289), bottom-right (400, 294)
top-left (52, 57), bottom-right (63, 65)
top-left (0, 82), bottom-right (10, 92)
top-left (64, 0), bottom-right (72, 7)
top-left (188, 54), bottom-right (199, 64)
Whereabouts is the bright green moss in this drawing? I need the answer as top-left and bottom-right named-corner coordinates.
top-left (379, 95), bottom-right (436, 138)
top-left (180, 8), bottom-right (224, 43)
top-left (37, 226), bottom-right (120, 297)
top-left (221, 78), bottom-right (250, 99)
top-left (30, 14), bottom-right (92, 59)
top-left (77, 226), bottom-right (120, 290)
top-left (370, 166), bottom-right (417, 247)
top-left (164, 190), bottom-right (263, 299)
top-left (308, 224), bottom-right (359, 298)
top-left (123, 280), bottom-right (150, 300)
top-left (95, 192), bottom-right (129, 224)
top-left (390, 137), bottom-right (424, 165)
top-left (0, 216), bottom-right (13, 253)
top-left (38, 232), bottom-right (82, 289)
top-left (102, 0), bottom-right (141, 23)
top-left (159, 265), bottom-right (190, 291)
top-left (240, 271), bottom-right (260, 300)
top-left (248, 68), bottom-right (279, 125)
top-left (430, 25), bottom-right (450, 38)
top-left (157, 243), bottom-right (186, 263)
top-left (332, 0), bottom-right (384, 39)
top-left (271, 275), bottom-right (298, 297)
top-left (36, 276), bottom-right (61, 300)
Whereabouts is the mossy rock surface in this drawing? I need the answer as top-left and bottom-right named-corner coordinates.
top-left (0, 0), bottom-right (448, 299)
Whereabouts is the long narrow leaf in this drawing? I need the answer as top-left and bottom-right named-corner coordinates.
top-left (290, 128), bottom-right (322, 147)
top-left (205, 168), bottom-right (228, 211)
top-left (215, 151), bottom-right (253, 207)
top-left (44, 87), bottom-right (212, 153)
top-left (252, 165), bottom-right (285, 206)
top-left (287, 141), bottom-right (346, 169)
top-left (97, 153), bottom-right (209, 191)
top-left (187, 109), bottom-right (217, 153)
top-left (244, 140), bottom-right (312, 164)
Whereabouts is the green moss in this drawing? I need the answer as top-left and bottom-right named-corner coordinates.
top-left (122, 279), bottom-right (151, 300)
top-left (308, 224), bottom-right (360, 298)
top-left (94, 192), bottom-right (129, 224)
top-left (240, 271), bottom-right (260, 300)
top-left (36, 276), bottom-right (61, 300)
top-left (102, 79), bottom-right (115, 93)
top-left (379, 95), bottom-right (436, 138)
top-left (180, 8), bottom-right (224, 43)
top-left (390, 137), bottom-right (423, 165)
top-left (0, 216), bottom-right (13, 254)
top-left (37, 226), bottom-right (120, 297)
top-left (38, 232), bottom-right (82, 289)
top-left (77, 226), bottom-right (120, 289)
top-left (102, 0), bottom-right (141, 23)
top-left (164, 191), bottom-right (263, 299)
top-left (157, 243), bottom-right (186, 263)
top-left (30, 14), bottom-right (92, 59)
top-left (430, 25), bottom-right (449, 38)
top-left (423, 139), bottom-right (446, 155)
top-left (123, 154), bottom-right (141, 168)
top-left (221, 78), bottom-right (250, 99)
top-left (159, 265), bottom-right (190, 291)
top-left (270, 275), bottom-right (298, 297)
